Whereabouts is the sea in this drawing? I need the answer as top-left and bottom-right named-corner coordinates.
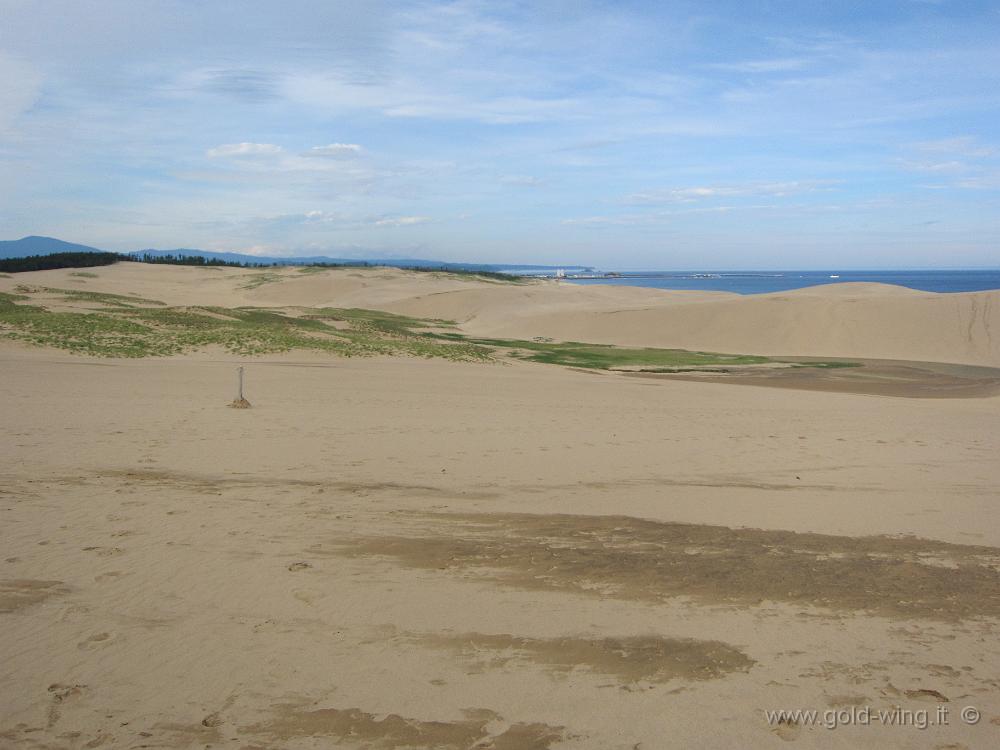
top-left (565, 270), bottom-right (1000, 295)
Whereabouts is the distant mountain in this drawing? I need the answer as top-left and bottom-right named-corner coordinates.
top-left (0, 236), bottom-right (588, 273)
top-left (131, 248), bottom-right (585, 273)
top-left (0, 236), bottom-right (106, 259)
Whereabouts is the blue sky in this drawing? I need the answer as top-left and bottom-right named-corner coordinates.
top-left (1, 0), bottom-right (998, 268)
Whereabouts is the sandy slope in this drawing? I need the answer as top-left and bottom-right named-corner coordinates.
top-left (1, 350), bottom-right (999, 749)
top-left (4, 262), bottom-right (997, 365)
top-left (2, 264), bottom-right (1000, 749)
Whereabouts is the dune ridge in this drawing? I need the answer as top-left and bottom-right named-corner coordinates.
top-left (2, 264), bottom-right (1000, 748)
top-left (3, 262), bottom-right (997, 366)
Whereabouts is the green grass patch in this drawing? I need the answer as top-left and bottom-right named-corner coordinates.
top-left (239, 272), bottom-right (284, 289)
top-left (786, 360), bottom-right (862, 369)
top-left (0, 301), bottom-right (173, 357)
top-left (427, 333), bottom-right (771, 369)
top-left (0, 291), bottom-right (29, 306)
top-left (69, 271), bottom-right (99, 278)
top-left (418, 270), bottom-right (527, 284)
top-left (0, 287), bottom-right (860, 370)
top-left (305, 307), bottom-right (457, 336)
top-left (0, 294), bottom-right (490, 360)
top-left (14, 285), bottom-right (165, 308)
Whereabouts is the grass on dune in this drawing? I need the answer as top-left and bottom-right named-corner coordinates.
top-left (0, 288), bottom-right (859, 369)
top-left (0, 291), bottom-right (173, 357)
top-left (0, 290), bottom-right (488, 360)
top-left (238, 272), bottom-right (285, 289)
top-left (304, 307), bottom-right (457, 336)
top-left (14, 285), bottom-right (166, 308)
top-left (428, 333), bottom-right (772, 369)
top-left (788, 360), bottom-right (862, 369)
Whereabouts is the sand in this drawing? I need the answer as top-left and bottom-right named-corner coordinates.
top-left (4, 263), bottom-right (998, 366)
top-left (2, 264), bottom-right (1000, 749)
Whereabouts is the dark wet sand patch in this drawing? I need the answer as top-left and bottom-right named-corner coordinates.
top-left (245, 705), bottom-right (565, 749)
top-left (99, 468), bottom-right (446, 495)
top-left (624, 359), bottom-right (1000, 398)
top-left (321, 512), bottom-right (1000, 621)
top-left (419, 633), bottom-right (754, 683)
top-left (31, 468), bottom-right (497, 500)
top-left (0, 579), bottom-right (70, 613)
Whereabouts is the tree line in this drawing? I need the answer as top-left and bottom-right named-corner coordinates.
top-left (1, 251), bottom-right (522, 282)
top-left (0, 252), bottom-right (122, 273)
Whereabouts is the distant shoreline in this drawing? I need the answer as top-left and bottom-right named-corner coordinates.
top-left (557, 269), bottom-right (1000, 295)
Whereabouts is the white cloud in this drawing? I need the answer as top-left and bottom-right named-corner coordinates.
top-left (898, 159), bottom-right (968, 173)
top-left (500, 175), bottom-right (544, 187)
top-left (251, 211), bottom-right (431, 230)
top-left (955, 173), bottom-right (1000, 190)
top-left (207, 142), bottom-right (284, 158)
top-left (304, 143), bottom-right (364, 158)
top-left (911, 136), bottom-right (996, 158)
top-left (0, 54), bottom-right (43, 132)
top-left (563, 204), bottom-right (778, 226)
top-left (899, 136), bottom-right (999, 188)
top-left (711, 58), bottom-right (812, 73)
top-left (373, 216), bottom-right (430, 227)
top-left (624, 181), bottom-right (832, 205)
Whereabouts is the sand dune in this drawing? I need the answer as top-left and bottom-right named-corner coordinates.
top-left (472, 288), bottom-right (998, 366)
top-left (2, 263), bottom-right (1000, 748)
top-left (4, 263), bottom-right (998, 366)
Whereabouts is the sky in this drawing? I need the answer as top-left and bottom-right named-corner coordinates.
top-left (1, 0), bottom-right (998, 269)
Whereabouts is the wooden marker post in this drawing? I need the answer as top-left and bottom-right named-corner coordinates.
top-left (229, 366), bottom-right (252, 408)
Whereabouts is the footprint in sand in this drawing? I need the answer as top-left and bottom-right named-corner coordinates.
top-left (82, 547), bottom-right (125, 557)
top-left (78, 632), bottom-right (115, 650)
top-left (47, 683), bottom-right (85, 727)
top-left (0, 579), bottom-right (70, 613)
top-left (94, 571), bottom-right (125, 583)
top-left (293, 589), bottom-right (324, 605)
top-left (287, 561), bottom-right (312, 572)
top-left (771, 718), bottom-right (802, 741)
top-left (905, 688), bottom-right (949, 703)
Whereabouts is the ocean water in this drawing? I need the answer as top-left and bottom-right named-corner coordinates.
top-left (566, 270), bottom-right (1000, 295)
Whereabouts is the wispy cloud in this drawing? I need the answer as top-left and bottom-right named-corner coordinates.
top-left (250, 211), bottom-right (431, 230)
top-left (710, 58), bottom-right (813, 73)
top-left (207, 143), bottom-right (284, 158)
top-left (373, 215), bottom-right (430, 227)
top-left (193, 68), bottom-right (280, 101)
top-left (303, 143), bottom-right (364, 158)
top-left (623, 181), bottom-right (835, 206)
top-left (899, 135), bottom-right (1000, 189)
top-left (0, 53), bottom-right (43, 132)
top-left (563, 204), bottom-right (782, 226)
top-left (500, 175), bottom-right (545, 188)
top-left (913, 136), bottom-right (997, 157)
